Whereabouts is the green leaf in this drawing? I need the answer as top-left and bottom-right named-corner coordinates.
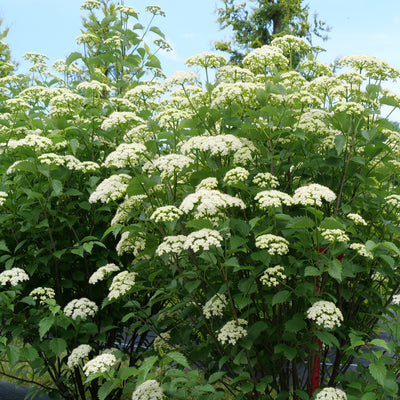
top-left (39, 316), bottom-right (55, 339)
top-left (83, 241), bottom-right (94, 254)
top-left (272, 290), bottom-right (291, 306)
top-left (304, 266), bottom-right (321, 277)
top-left (69, 138), bottom-right (80, 155)
top-left (118, 366), bottom-right (139, 380)
top-left (328, 259), bottom-right (342, 282)
top-left (138, 356), bottom-right (158, 381)
top-left (98, 380), bottom-right (120, 400)
top-left (50, 338), bottom-right (67, 356)
top-left (230, 235), bottom-right (248, 250)
top-left (0, 240), bottom-right (10, 253)
top-left (66, 51), bottom-right (82, 65)
top-left (208, 371), bottom-right (226, 384)
top-left (361, 393), bottom-right (377, 400)
top-left (370, 338), bottom-right (390, 352)
top-left (238, 278), bottom-right (257, 294)
top-left (51, 179), bottom-right (63, 196)
top-left (149, 26), bottom-right (165, 38)
top-left (285, 314), bottom-right (306, 333)
top-left (369, 360), bottom-right (386, 386)
top-left (334, 135), bottom-right (346, 155)
top-left (20, 347), bottom-right (39, 361)
top-left (287, 216), bottom-right (314, 229)
top-left (315, 330), bottom-right (339, 348)
top-left (6, 345), bottom-right (19, 367)
top-left (71, 246), bottom-right (84, 258)
top-left (320, 217), bottom-right (345, 230)
top-left (166, 351), bottom-right (190, 369)
top-left (274, 343), bottom-right (297, 361)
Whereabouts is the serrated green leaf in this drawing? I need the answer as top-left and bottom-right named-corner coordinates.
top-left (272, 290), bottom-right (291, 306)
top-left (166, 351), bottom-right (190, 369)
top-left (315, 330), bottom-right (339, 348)
top-left (50, 338), bottom-right (67, 356)
top-left (285, 315), bottom-right (306, 332)
top-left (369, 360), bottom-right (386, 386)
top-left (238, 278), bottom-right (257, 294)
top-left (208, 371), bottom-right (226, 384)
top-left (0, 240), bottom-right (10, 253)
top-left (328, 259), bottom-right (342, 282)
top-left (98, 380), bottom-right (120, 400)
top-left (6, 345), bottom-right (19, 367)
top-left (304, 266), bottom-right (321, 277)
top-left (287, 216), bottom-right (314, 229)
top-left (150, 26), bottom-right (165, 38)
top-left (362, 393), bottom-right (377, 400)
top-left (66, 51), bottom-right (82, 65)
top-left (320, 217), bottom-right (345, 230)
top-left (335, 135), bottom-right (346, 155)
top-left (39, 316), bottom-right (55, 339)
top-left (370, 338), bottom-right (390, 352)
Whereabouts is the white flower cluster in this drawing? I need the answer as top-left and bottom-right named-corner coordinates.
top-left (243, 45), bottom-right (288, 72)
top-left (253, 172), bottom-right (279, 188)
top-left (8, 133), bottom-right (53, 152)
top-left (338, 54), bottom-right (400, 80)
top-left (271, 35), bottom-right (311, 54)
top-left (255, 234), bottom-right (289, 255)
top-left (392, 295), bottom-right (400, 305)
top-left (131, 379), bottom-right (164, 400)
top-left (320, 229), bottom-right (349, 243)
top-left (0, 191), bottom-right (7, 206)
top-left (180, 134), bottom-right (243, 157)
top-left (29, 287), bottom-right (55, 304)
top-left (111, 195), bottom-right (146, 225)
top-left (89, 174), bottom-right (131, 204)
top-left (385, 194), bottom-right (400, 207)
top-left (306, 300), bottom-right (343, 329)
top-left (196, 177), bottom-right (218, 191)
top-left (156, 235), bottom-right (186, 256)
top-left (115, 5), bottom-right (139, 15)
top-left (217, 319), bottom-right (248, 345)
top-left (315, 387), bottom-right (347, 400)
top-left (108, 271), bottom-right (137, 300)
top-left (215, 65), bottom-right (255, 83)
top-left (223, 167), bottom-right (249, 185)
top-left (101, 111), bottom-right (142, 130)
top-left (347, 213), bottom-right (367, 226)
top-left (180, 189), bottom-right (245, 219)
top-left (349, 243), bottom-right (373, 259)
top-left (89, 263), bottom-right (120, 284)
top-left (153, 332), bottom-right (172, 352)
top-left (63, 298), bottom-right (98, 320)
top-left (67, 344), bottom-right (92, 369)
top-left (83, 353), bottom-right (117, 376)
top-left (38, 153), bottom-right (100, 173)
top-left (116, 232), bottom-right (146, 256)
top-left (203, 294), bottom-right (228, 319)
top-left (185, 52), bottom-right (227, 68)
top-left (293, 183), bottom-right (336, 207)
top-left (0, 268), bottom-right (29, 286)
top-left (77, 80), bottom-right (111, 95)
top-left (103, 143), bottom-right (147, 168)
top-left (165, 70), bottom-right (200, 87)
top-left (143, 154), bottom-right (194, 181)
top-left (335, 101), bottom-right (365, 116)
top-left (255, 190), bottom-right (293, 208)
top-left (211, 82), bottom-right (259, 108)
top-left (184, 229), bottom-right (223, 253)
top-left (81, 0), bottom-right (101, 10)
top-left (260, 265), bottom-right (286, 287)
top-left (150, 205), bottom-right (183, 223)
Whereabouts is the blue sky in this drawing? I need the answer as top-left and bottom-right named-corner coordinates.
top-left (1, 0), bottom-right (400, 108)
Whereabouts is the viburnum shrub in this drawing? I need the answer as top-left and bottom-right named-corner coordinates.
top-left (1, 8), bottom-right (400, 400)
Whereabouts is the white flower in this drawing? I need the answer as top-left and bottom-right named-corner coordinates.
top-left (29, 287), bottom-right (55, 304)
top-left (385, 194), bottom-right (400, 207)
top-left (143, 154), bottom-right (194, 181)
top-left (89, 264), bottom-right (120, 284)
top-left (392, 295), bottom-right (400, 305)
top-left (260, 266), bottom-right (286, 287)
top-left (103, 143), bottom-right (147, 168)
top-left (255, 234), bottom-right (289, 255)
top-left (111, 195), bottom-right (146, 225)
top-left (185, 52), bottom-right (227, 68)
top-left (67, 344), bottom-right (92, 369)
top-left (180, 189), bottom-right (245, 219)
top-left (89, 174), bottom-right (131, 204)
top-left (212, 82), bottom-right (259, 108)
top-left (271, 35), bottom-right (311, 54)
top-left (335, 101), bottom-right (365, 116)
top-left (350, 243), bottom-right (373, 259)
top-left (156, 235), bottom-right (186, 257)
top-left (293, 183), bottom-right (336, 207)
top-left (306, 301), bottom-right (343, 330)
top-left (150, 206), bottom-right (183, 223)
top-left (0, 268), bottom-right (29, 286)
top-left (217, 319), bottom-right (248, 345)
top-left (77, 80), bottom-right (110, 94)
top-left (347, 213), bottom-right (367, 226)
top-left (7, 134), bottom-right (53, 152)
top-left (0, 191), bottom-right (7, 206)
top-left (108, 271), bottom-right (137, 300)
top-left (223, 167), bottom-right (249, 185)
top-left (153, 332), bottom-right (172, 352)
top-left (63, 298), bottom-right (98, 320)
top-left (315, 387), bottom-right (347, 400)
top-left (101, 111), bottom-right (143, 130)
top-left (255, 190), bottom-right (293, 208)
top-left (184, 229), bottom-right (223, 253)
top-left (243, 45), bottom-right (288, 72)
top-left (320, 229), bottom-right (349, 243)
top-left (253, 172), bottom-right (279, 188)
top-left (146, 5), bottom-right (165, 16)
top-left (131, 379), bottom-right (164, 400)
top-left (180, 134), bottom-right (243, 157)
top-left (116, 232), bottom-right (146, 256)
top-left (203, 294), bottom-right (228, 319)
top-left (165, 70), bottom-right (199, 86)
top-left (196, 177), bottom-right (218, 191)
top-left (83, 353), bottom-right (117, 376)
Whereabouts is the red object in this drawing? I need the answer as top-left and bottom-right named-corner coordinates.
top-left (310, 249), bottom-right (344, 396)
